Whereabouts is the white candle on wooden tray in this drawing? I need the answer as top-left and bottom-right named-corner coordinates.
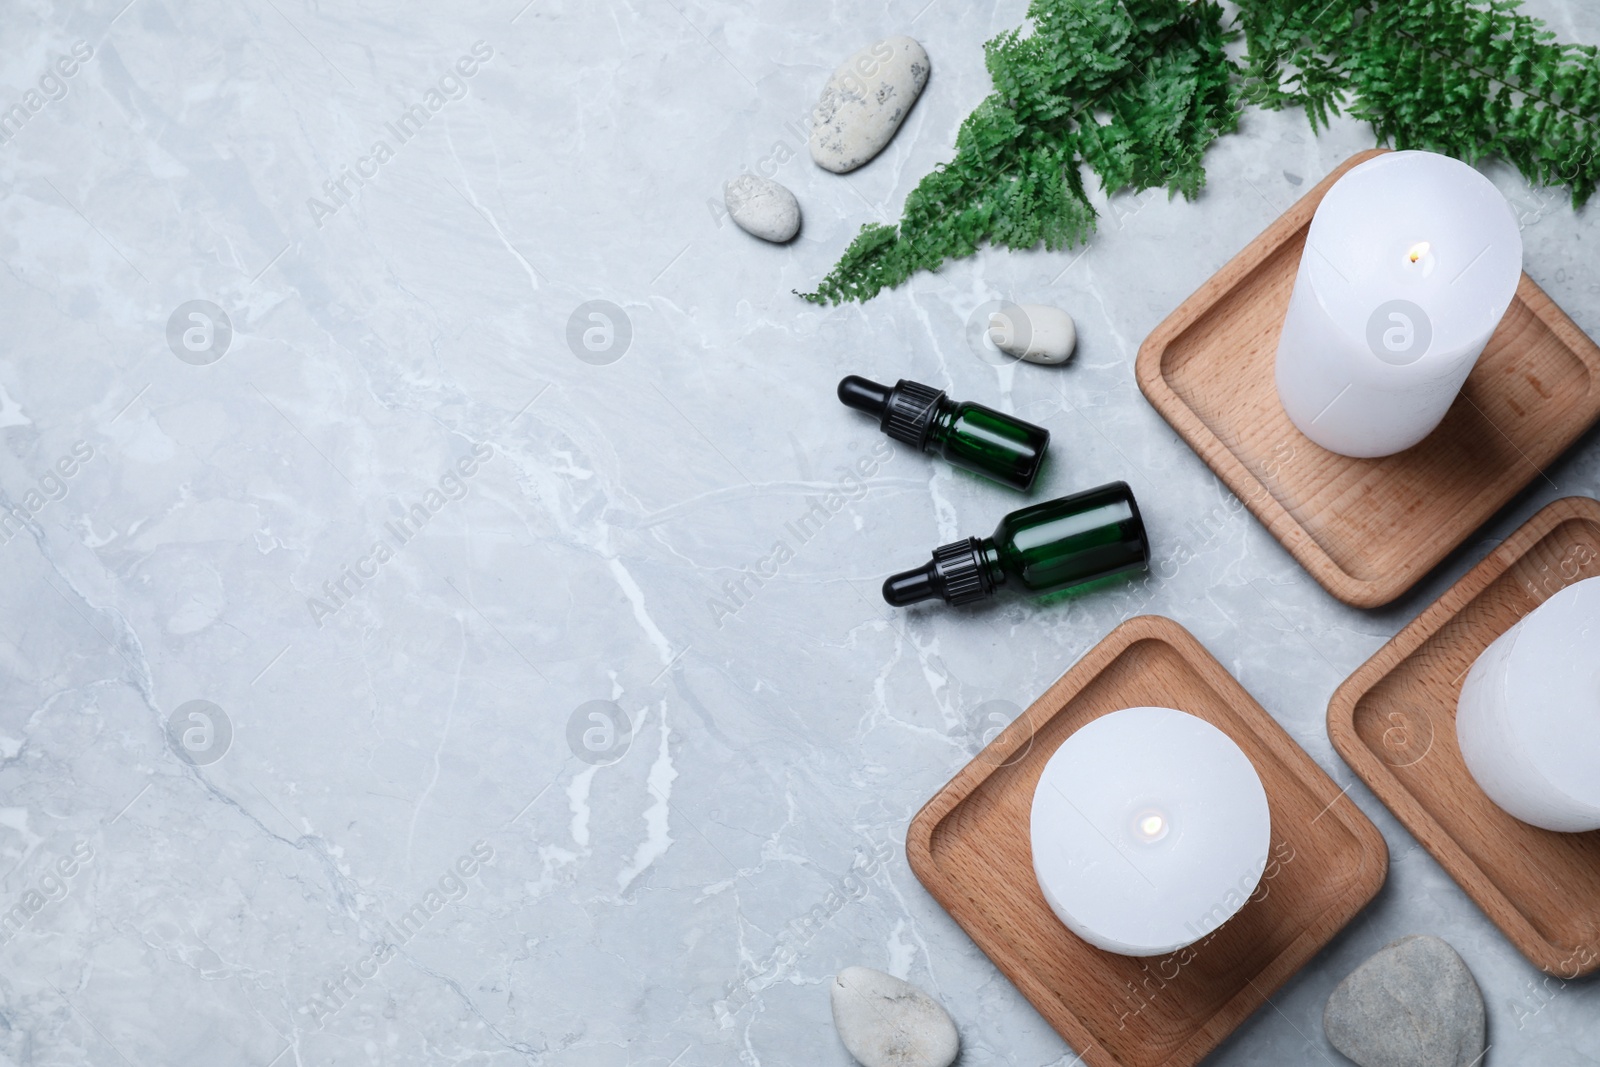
top-left (1275, 150), bottom-right (1521, 458)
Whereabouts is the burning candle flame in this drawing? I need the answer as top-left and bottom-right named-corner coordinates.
top-left (1408, 241), bottom-right (1431, 264)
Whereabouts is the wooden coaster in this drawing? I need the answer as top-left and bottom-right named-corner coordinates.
top-left (907, 616), bottom-right (1387, 1067)
top-left (1328, 496), bottom-right (1600, 977)
top-left (1136, 149), bottom-right (1600, 609)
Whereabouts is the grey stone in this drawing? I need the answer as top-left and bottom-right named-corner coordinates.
top-left (1324, 935), bottom-right (1487, 1067)
top-left (809, 37), bottom-right (930, 174)
top-left (830, 966), bottom-right (959, 1067)
top-left (724, 174), bottom-right (801, 243)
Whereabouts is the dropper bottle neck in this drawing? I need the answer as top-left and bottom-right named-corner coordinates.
top-left (882, 536), bottom-right (1003, 606)
top-left (837, 375), bottom-right (949, 450)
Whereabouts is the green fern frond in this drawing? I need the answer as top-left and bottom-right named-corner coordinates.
top-left (804, 0), bottom-right (1600, 305)
top-left (801, 0), bottom-right (1241, 305)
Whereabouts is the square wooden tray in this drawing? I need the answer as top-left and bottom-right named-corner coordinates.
top-left (907, 616), bottom-right (1388, 1067)
top-left (1328, 495), bottom-right (1600, 977)
top-left (1136, 149), bottom-right (1600, 609)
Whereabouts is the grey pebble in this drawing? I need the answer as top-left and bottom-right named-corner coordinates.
top-left (1324, 935), bottom-right (1487, 1067)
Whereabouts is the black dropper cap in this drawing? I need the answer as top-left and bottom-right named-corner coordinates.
top-left (883, 538), bottom-right (992, 607)
top-left (838, 375), bottom-right (945, 449)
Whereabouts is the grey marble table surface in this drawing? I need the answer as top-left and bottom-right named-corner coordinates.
top-left (2, 0), bottom-right (1598, 1064)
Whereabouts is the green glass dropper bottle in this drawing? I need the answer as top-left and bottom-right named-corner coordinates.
top-left (838, 375), bottom-right (1049, 491)
top-left (884, 481), bottom-right (1149, 606)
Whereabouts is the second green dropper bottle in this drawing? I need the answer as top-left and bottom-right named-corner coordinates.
top-left (883, 481), bottom-right (1148, 607)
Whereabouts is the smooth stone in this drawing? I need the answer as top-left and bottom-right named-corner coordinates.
top-left (1323, 935), bottom-right (1487, 1067)
top-left (809, 37), bottom-right (930, 174)
top-left (830, 966), bottom-right (959, 1067)
top-left (990, 303), bottom-right (1077, 364)
top-left (724, 174), bottom-right (801, 243)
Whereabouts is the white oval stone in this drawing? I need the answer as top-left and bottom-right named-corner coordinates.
top-left (809, 37), bottom-right (930, 174)
top-left (724, 174), bottom-right (801, 243)
top-left (830, 966), bottom-right (959, 1067)
top-left (989, 303), bottom-right (1077, 364)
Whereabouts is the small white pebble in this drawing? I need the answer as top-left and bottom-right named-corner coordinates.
top-left (989, 303), bottom-right (1077, 365)
top-left (724, 174), bottom-right (801, 243)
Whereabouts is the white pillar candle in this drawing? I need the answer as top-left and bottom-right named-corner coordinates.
top-left (1274, 151), bottom-right (1522, 458)
top-left (1030, 706), bottom-right (1271, 957)
top-left (1457, 576), bottom-right (1600, 832)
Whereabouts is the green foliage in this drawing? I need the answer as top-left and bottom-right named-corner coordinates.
top-left (801, 0), bottom-right (1242, 305)
top-left (803, 0), bottom-right (1600, 305)
top-left (1240, 0), bottom-right (1600, 201)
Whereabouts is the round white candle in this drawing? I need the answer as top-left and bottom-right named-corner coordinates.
top-left (1457, 576), bottom-right (1600, 832)
top-left (1274, 151), bottom-right (1522, 458)
top-left (1029, 706), bottom-right (1271, 957)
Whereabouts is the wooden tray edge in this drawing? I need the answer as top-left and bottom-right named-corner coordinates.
top-left (1325, 495), bottom-right (1600, 975)
top-left (1135, 149), bottom-right (1600, 610)
top-left (1513, 272), bottom-right (1600, 390)
top-left (1160, 619), bottom-right (1392, 951)
top-left (1153, 623), bottom-right (1391, 1062)
top-left (906, 617), bottom-right (1168, 869)
top-left (908, 617), bottom-right (1213, 876)
top-left (1133, 147), bottom-right (1386, 398)
top-left (906, 618), bottom-right (1163, 1067)
top-left (1135, 150), bottom-right (1390, 609)
top-left (907, 616), bottom-right (1392, 1064)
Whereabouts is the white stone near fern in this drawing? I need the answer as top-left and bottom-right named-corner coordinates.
top-left (809, 37), bottom-right (930, 174)
top-left (990, 303), bottom-right (1077, 365)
